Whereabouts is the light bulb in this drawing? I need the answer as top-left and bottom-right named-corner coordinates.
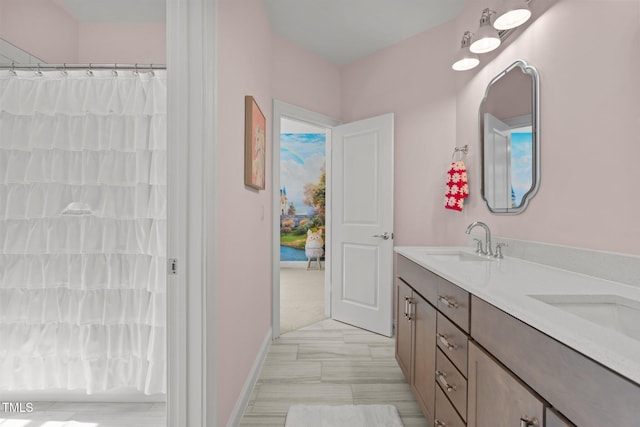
top-left (470, 9), bottom-right (501, 54)
top-left (452, 31), bottom-right (479, 71)
top-left (494, 0), bottom-right (532, 30)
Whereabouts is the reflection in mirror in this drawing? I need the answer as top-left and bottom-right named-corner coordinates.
top-left (480, 59), bottom-right (539, 214)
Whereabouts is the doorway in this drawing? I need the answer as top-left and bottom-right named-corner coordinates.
top-left (271, 101), bottom-right (339, 339)
top-left (272, 102), bottom-right (396, 339)
top-left (279, 118), bottom-right (328, 334)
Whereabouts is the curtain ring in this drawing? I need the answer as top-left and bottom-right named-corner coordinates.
top-left (10, 62), bottom-right (17, 76)
top-left (61, 63), bottom-right (68, 77)
top-left (134, 63), bottom-right (139, 76)
top-left (35, 63), bottom-right (43, 77)
top-left (87, 64), bottom-right (94, 77)
top-left (112, 64), bottom-right (118, 77)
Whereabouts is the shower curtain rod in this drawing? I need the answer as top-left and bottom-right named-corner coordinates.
top-left (0, 63), bottom-right (166, 71)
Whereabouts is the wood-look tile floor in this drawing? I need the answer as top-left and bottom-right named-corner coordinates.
top-left (240, 319), bottom-right (428, 427)
top-left (0, 401), bottom-right (166, 426)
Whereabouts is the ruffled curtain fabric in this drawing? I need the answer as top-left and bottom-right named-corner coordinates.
top-left (0, 69), bottom-right (166, 395)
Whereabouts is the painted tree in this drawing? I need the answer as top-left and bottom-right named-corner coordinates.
top-left (303, 166), bottom-right (325, 224)
top-left (287, 202), bottom-right (296, 215)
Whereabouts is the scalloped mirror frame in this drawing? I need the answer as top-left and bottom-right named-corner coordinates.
top-left (479, 59), bottom-right (540, 214)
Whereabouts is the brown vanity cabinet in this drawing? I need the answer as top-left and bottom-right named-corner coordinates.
top-left (471, 296), bottom-right (640, 427)
top-left (395, 253), bottom-right (640, 427)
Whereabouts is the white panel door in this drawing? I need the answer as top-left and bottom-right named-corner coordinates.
top-left (331, 113), bottom-right (394, 337)
top-left (484, 113), bottom-right (511, 209)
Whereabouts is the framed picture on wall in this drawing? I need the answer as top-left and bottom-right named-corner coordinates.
top-left (245, 95), bottom-right (266, 190)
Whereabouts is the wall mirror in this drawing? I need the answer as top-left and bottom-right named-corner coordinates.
top-left (480, 59), bottom-right (540, 214)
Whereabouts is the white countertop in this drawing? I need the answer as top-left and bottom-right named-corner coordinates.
top-left (394, 246), bottom-right (640, 386)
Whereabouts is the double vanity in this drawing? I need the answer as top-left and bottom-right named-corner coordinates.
top-left (393, 59), bottom-right (640, 426)
top-left (394, 241), bottom-right (640, 427)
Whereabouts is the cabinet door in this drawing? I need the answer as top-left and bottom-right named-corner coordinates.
top-left (395, 279), bottom-right (413, 381)
top-left (412, 293), bottom-right (436, 425)
top-left (468, 342), bottom-right (544, 427)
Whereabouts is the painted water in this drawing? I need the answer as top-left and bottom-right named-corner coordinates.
top-left (280, 245), bottom-right (307, 261)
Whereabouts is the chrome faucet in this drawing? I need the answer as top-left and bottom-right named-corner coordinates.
top-left (465, 221), bottom-right (493, 257)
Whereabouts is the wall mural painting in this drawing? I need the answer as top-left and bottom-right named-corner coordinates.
top-left (280, 133), bottom-right (326, 261)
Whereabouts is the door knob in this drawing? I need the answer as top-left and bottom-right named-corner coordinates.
top-left (373, 232), bottom-right (393, 240)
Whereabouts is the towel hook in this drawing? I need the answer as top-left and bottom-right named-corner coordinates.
top-left (452, 144), bottom-right (469, 161)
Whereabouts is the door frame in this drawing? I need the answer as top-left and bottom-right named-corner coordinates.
top-left (271, 100), bottom-right (340, 339)
top-left (167, 0), bottom-right (216, 425)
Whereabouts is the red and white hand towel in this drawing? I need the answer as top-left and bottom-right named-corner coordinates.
top-left (445, 160), bottom-right (469, 212)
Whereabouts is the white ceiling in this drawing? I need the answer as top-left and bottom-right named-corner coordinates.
top-left (55, 0), bottom-right (165, 23)
top-left (55, 0), bottom-right (468, 66)
top-left (264, 0), bottom-right (469, 66)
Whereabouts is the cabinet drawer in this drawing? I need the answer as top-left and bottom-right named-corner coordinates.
top-left (437, 312), bottom-right (468, 377)
top-left (436, 274), bottom-right (469, 333)
top-left (435, 385), bottom-right (465, 427)
top-left (397, 255), bottom-right (437, 304)
top-left (436, 348), bottom-right (467, 421)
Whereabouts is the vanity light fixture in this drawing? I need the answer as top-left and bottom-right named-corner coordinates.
top-left (470, 8), bottom-right (501, 54)
top-left (452, 31), bottom-right (480, 71)
top-left (493, 0), bottom-right (532, 30)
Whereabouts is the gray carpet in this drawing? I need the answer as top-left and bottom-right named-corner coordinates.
top-left (280, 267), bottom-right (326, 334)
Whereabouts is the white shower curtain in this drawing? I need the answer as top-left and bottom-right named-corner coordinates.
top-left (0, 69), bottom-right (167, 395)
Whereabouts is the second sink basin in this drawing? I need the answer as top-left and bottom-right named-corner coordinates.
top-left (529, 294), bottom-right (640, 341)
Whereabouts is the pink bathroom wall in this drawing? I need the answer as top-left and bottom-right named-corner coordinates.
top-left (78, 23), bottom-right (166, 64)
top-left (453, 0), bottom-right (640, 255)
top-left (216, 0), bottom-right (273, 424)
top-left (0, 1), bottom-right (165, 64)
top-left (0, 0), bottom-right (78, 62)
top-left (342, 0), bottom-right (640, 256)
top-left (271, 33), bottom-right (341, 119)
top-left (216, 5), bottom-right (344, 424)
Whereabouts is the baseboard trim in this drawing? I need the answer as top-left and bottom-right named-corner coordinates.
top-left (226, 327), bottom-right (272, 427)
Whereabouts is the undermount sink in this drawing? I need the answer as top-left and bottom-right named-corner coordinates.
top-left (529, 294), bottom-right (640, 341)
top-left (415, 248), bottom-right (496, 262)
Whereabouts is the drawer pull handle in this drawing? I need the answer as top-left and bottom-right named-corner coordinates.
top-left (520, 417), bottom-right (539, 427)
top-left (437, 333), bottom-right (458, 350)
top-left (435, 370), bottom-right (456, 392)
top-left (404, 297), bottom-right (414, 321)
top-left (434, 420), bottom-right (446, 427)
top-left (438, 295), bottom-right (459, 309)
